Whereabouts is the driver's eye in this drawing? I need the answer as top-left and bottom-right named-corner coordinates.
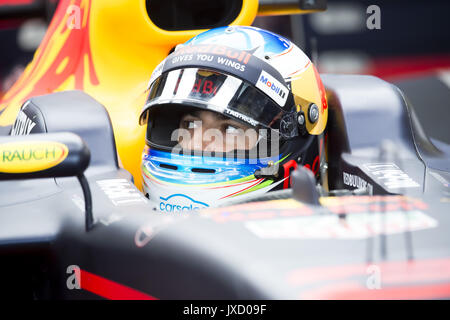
top-left (225, 125), bottom-right (241, 134)
top-left (184, 120), bottom-right (199, 129)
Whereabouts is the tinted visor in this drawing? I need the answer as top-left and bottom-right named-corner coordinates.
top-left (139, 68), bottom-right (298, 139)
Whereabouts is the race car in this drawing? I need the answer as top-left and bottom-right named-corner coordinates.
top-left (0, 0), bottom-right (449, 300)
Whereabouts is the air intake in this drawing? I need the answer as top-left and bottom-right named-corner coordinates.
top-left (191, 168), bottom-right (216, 174)
top-left (159, 163), bottom-right (178, 170)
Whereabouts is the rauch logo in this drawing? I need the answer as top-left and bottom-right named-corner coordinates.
top-left (0, 141), bottom-right (68, 173)
top-left (159, 194), bottom-right (209, 212)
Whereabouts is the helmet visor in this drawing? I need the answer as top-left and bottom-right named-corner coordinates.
top-left (139, 68), bottom-right (298, 139)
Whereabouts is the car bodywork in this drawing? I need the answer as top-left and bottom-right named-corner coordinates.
top-left (1, 73), bottom-right (449, 299)
top-left (0, 0), bottom-right (449, 299)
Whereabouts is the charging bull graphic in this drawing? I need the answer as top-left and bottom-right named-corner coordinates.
top-left (0, 0), bottom-right (259, 190)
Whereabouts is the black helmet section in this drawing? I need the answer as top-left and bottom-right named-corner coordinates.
top-left (145, 103), bottom-right (281, 161)
top-left (140, 45), bottom-right (297, 135)
top-left (142, 68), bottom-right (299, 139)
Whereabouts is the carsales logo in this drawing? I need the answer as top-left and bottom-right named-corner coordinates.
top-left (159, 194), bottom-right (209, 212)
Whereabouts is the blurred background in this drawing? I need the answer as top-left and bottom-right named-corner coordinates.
top-left (255, 0), bottom-right (450, 81)
top-left (0, 0), bottom-right (57, 98)
top-left (253, 0), bottom-right (450, 143)
top-left (1, 0), bottom-right (449, 141)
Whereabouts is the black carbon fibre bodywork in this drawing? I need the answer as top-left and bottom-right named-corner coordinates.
top-left (0, 75), bottom-right (449, 299)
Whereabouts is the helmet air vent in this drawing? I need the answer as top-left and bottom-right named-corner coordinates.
top-left (191, 168), bottom-right (216, 174)
top-left (159, 163), bottom-right (178, 170)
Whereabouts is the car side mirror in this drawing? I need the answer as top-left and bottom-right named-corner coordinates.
top-left (0, 132), bottom-right (95, 231)
top-left (291, 165), bottom-right (321, 205)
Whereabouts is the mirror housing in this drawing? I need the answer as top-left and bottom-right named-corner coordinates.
top-left (0, 132), bottom-right (90, 180)
top-left (0, 132), bottom-right (95, 231)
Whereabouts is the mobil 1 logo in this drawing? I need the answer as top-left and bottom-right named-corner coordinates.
top-left (256, 70), bottom-right (288, 107)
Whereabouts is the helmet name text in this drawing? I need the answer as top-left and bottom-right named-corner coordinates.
top-left (224, 109), bottom-right (258, 127)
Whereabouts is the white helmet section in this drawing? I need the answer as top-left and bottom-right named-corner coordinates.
top-left (182, 26), bottom-right (311, 81)
top-left (143, 174), bottom-right (285, 213)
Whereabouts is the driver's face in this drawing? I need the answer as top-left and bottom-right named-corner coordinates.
top-left (178, 110), bottom-right (258, 152)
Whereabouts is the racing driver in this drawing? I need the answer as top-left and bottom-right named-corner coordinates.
top-left (139, 26), bottom-right (328, 212)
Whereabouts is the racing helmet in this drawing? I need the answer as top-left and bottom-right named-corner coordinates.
top-left (139, 26), bottom-right (328, 212)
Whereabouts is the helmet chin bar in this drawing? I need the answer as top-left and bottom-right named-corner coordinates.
top-left (254, 161), bottom-right (282, 179)
top-left (254, 129), bottom-right (329, 190)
